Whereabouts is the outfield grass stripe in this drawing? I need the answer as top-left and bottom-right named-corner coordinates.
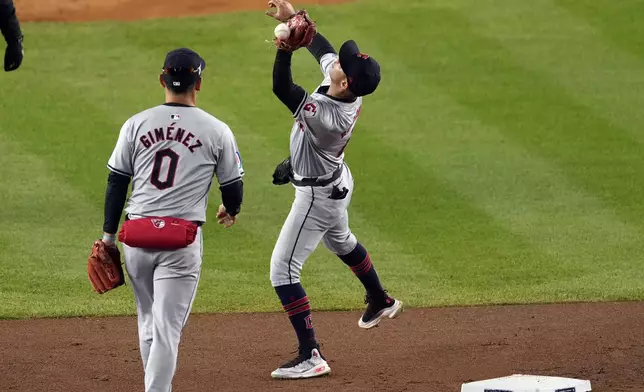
top-left (0, 135), bottom-right (137, 318)
top-left (555, 0), bottom-right (644, 61)
top-left (357, 2), bottom-right (644, 233)
top-left (389, 91), bottom-right (641, 270)
top-left (454, 0), bottom-right (644, 145)
top-left (442, 1), bottom-right (644, 231)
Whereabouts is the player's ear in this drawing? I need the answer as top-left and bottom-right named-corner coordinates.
top-left (159, 74), bottom-right (166, 89)
top-left (195, 78), bottom-right (202, 92)
top-left (340, 77), bottom-right (349, 91)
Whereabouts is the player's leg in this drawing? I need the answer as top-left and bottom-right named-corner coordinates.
top-left (123, 245), bottom-right (155, 369)
top-left (322, 167), bottom-right (403, 329)
top-left (269, 186), bottom-right (330, 379)
top-left (323, 213), bottom-right (403, 329)
top-left (144, 229), bottom-right (203, 392)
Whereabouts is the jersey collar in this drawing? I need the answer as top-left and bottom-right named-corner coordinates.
top-left (163, 102), bottom-right (196, 107)
top-left (316, 86), bottom-right (357, 103)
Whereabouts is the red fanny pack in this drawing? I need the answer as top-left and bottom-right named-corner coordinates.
top-left (118, 217), bottom-right (198, 250)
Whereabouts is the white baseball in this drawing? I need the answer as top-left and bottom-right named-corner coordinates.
top-left (274, 23), bottom-right (291, 40)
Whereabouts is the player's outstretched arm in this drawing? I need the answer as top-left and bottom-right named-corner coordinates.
top-left (267, 0), bottom-right (310, 113)
top-left (272, 49), bottom-right (308, 114)
top-left (0, 0), bottom-right (24, 71)
top-left (307, 32), bottom-right (336, 64)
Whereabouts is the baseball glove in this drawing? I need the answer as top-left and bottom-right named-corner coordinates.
top-left (275, 10), bottom-right (316, 51)
top-left (272, 156), bottom-right (293, 185)
top-left (87, 240), bottom-right (125, 294)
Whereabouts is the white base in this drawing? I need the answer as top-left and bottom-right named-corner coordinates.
top-left (461, 374), bottom-right (591, 392)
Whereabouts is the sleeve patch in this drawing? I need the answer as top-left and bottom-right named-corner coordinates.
top-left (303, 103), bottom-right (317, 116)
top-left (235, 151), bottom-right (243, 171)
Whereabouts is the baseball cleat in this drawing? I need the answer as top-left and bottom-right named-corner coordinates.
top-left (358, 291), bottom-right (403, 329)
top-left (271, 346), bottom-right (331, 379)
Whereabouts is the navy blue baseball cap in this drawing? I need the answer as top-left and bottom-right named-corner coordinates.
top-left (161, 48), bottom-right (206, 89)
top-left (339, 40), bottom-right (381, 97)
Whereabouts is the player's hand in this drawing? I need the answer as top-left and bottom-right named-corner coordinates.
top-left (216, 204), bottom-right (236, 228)
top-left (266, 0), bottom-right (296, 22)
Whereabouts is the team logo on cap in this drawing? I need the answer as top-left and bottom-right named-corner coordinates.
top-left (193, 64), bottom-right (203, 76)
top-left (151, 219), bottom-right (166, 229)
top-left (357, 53), bottom-right (370, 59)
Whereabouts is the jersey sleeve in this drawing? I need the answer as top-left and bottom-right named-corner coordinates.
top-left (215, 127), bottom-right (245, 187)
top-left (107, 119), bottom-right (134, 176)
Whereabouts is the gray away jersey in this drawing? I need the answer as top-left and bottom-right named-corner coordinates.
top-left (290, 53), bottom-right (363, 178)
top-left (107, 104), bottom-right (244, 223)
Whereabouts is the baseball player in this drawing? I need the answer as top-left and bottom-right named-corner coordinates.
top-left (266, 0), bottom-right (403, 379)
top-left (101, 48), bottom-right (244, 392)
top-left (0, 0), bottom-right (24, 72)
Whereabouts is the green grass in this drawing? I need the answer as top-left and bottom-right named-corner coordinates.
top-left (1, 0), bottom-right (644, 319)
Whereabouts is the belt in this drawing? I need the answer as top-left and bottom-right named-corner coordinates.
top-left (291, 165), bottom-right (343, 187)
top-left (125, 214), bottom-right (203, 227)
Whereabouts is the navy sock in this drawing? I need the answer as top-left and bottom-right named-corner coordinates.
top-left (340, 242), bottom-right (385, 296)
top-left (275, 283), bottom-right (317, 350)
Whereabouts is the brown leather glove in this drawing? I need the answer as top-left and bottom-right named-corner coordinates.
top-left (274, 10), bottom-right (316, 51)
top-left (87, 240), bottom-right (125, 294)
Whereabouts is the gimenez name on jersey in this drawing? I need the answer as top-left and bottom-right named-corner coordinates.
top-left (139, 122), bottom-right (203, 153)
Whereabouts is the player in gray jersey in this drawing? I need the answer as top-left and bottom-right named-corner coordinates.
top-left (100, 48), bottom-right (244, 392)
top-left (266, 0), bottom-right (403, 380)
